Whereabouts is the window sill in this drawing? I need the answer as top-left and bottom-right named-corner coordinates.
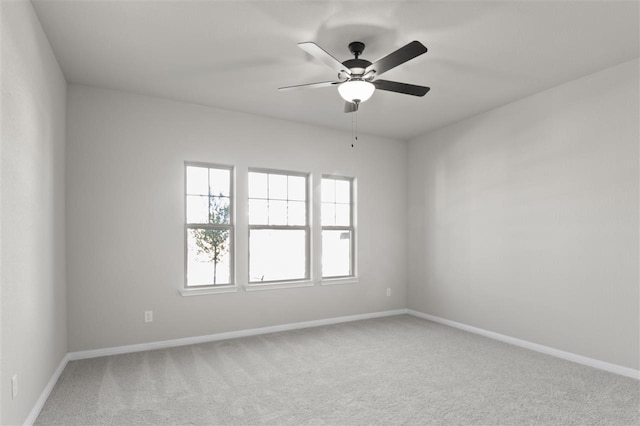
top-left (320, 277), bottom-right (359, 286)
top-left (179, 286), bottom-right (239, 296)
top-left (245, 280), bottom-right (314, 292)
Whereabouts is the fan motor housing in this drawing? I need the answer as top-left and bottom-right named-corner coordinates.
top-left (342, 58), bottom-right (372, 75)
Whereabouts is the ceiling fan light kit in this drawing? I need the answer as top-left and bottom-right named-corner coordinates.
top-left (338, 80), bottom-right (375, 103)
top-left (279, 40), bottom-right (430, 113)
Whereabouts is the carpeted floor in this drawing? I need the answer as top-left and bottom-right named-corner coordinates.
top-left (36, 315), bottom-right (638, 425)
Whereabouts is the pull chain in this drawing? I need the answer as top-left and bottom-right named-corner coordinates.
top-left (351, 105), bottom-right (359, 148)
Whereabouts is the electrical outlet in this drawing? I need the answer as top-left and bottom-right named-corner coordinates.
top-left (11, 374), bottom-right (17, 399)
top-left (144, 311), bottom-right (153, 323)
top-left (386, 288), bottom-right (391, 297)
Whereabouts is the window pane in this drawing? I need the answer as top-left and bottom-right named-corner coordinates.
top-left (269, 174), bottom-right (287, 200)
top-left (322, 230), bottom-right (351, 277)
top-left (335, 204), bottom-right (350, 226)
top-left (249, 199), bottom-right (268, 225)
top-left (209, 168), bottom-right (230, 197)
top-left (186, 195), bottom-right (209, 223)
top-left (322, 203), bottom-right (335, 226)
top-left (322, 178), bottom-right (335, 203)
top-left (210, 196), bottom-right (230, 224)
top-left (269, 200), bottom-right (287, 225)
top-left (288, 176), bottom-right (306, 201)
top-left (186, 166), bottom-right (208, 195)
top-left (335, 180), bottom-right (350, 203)
top-left (187, 228), bottom-right (231, 286)
top-left (248, 172), bottom-right (267, 199)
top-left (250, 229), bottom-right (306, 282)
top-left (288, 201), bottom-right (306, 226)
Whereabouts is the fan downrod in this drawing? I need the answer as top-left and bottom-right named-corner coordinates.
top-left (348, 41), bottom-right (365, 58)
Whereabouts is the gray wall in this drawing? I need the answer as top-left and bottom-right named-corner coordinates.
top-left (0, 1), bottom-right (68, 424)
top-left (66, 85), bottom-right (408, 352)
top-left (407, 59), bottom-right (639, 369)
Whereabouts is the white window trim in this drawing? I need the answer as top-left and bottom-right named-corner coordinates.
top-left (179, 285), bottom-right (239, 296)
top-left (320, 277), bottom-right (360, 286)
top-left (244, 280), bottom-right (315, 292)
top-left (321, 175), bottom-right (357, 280)
top-left (184, 162), bottom-right (237, 289)
top-left (181, 168), bottom-right (359, 296)
top-left (248, 168), bottom-right (311, 285)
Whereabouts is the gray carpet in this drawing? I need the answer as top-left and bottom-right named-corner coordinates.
top-left (36, 315), bottom-right (638, 425)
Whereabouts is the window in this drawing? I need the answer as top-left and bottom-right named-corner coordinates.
top-left (322, 176), bottom-right (355, 278)
top-left (248, 170), bottom-right (309, 283)
top-left (185, 163), bottom-right (233, 287)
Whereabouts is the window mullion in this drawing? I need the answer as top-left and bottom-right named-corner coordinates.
top-left (321, 225), bottom-right (351, 231)
top-left (249, 225), bottom-right (307, 231)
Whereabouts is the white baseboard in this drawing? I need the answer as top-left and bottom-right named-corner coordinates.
top-left (68, 309), bottom-right (409, 361)
top-left (23, 353), bottom-right (69, 426)
top-left (407, 309), bottom-right (640, 380)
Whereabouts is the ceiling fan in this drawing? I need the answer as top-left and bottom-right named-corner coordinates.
top-left (279, 40), bottom-right (430, 112)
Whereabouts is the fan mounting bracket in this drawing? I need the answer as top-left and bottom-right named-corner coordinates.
top-left (348, 41), bottom-right (365, 58)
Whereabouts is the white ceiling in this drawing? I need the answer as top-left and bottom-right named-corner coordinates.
top-left (32, 0), bottom-right (639, 141)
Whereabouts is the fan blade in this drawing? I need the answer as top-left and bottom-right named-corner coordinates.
top-left (278, 81), bottom-right (341, 91)
top-left (298, 42), bottom-right (351, 76)
top-left (365, 41), bottom-right (427, 77)
top-left (373, 79), bottom-right (430, 97)
top-left (344, 101), bottom-right (359, 113)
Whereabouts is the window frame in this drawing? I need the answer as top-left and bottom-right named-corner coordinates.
top-left (183, 161), bottom-right (235, 289)
top-left (321, 175), bottom-right (356, 280)
top-left (247, 168), bottom-right (311, 285)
